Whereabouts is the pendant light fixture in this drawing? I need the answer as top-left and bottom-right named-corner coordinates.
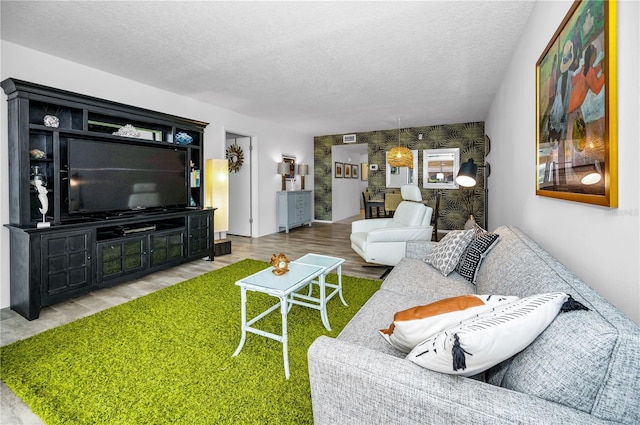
top-left (388, 118), bottom-right (413, 169)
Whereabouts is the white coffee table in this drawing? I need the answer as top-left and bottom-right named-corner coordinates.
top-left (290, 253), bottom-right (347, 331)
top-left (232, 254), bottom-right (346, 379)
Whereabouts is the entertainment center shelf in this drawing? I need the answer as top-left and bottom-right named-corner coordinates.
top-left (2, 78), bottom-right (214, 320)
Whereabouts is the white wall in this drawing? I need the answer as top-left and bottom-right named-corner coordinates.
top-left (0, 41), bottom-right (314, 310)
top-left (486, 1), bottom-right (640, 323)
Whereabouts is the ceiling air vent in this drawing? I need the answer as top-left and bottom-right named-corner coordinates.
top-left (343, 134), bottom-right (356, 143)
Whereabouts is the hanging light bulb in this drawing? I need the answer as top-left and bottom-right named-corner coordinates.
top-left (388, 118), bottom-right (413, 169)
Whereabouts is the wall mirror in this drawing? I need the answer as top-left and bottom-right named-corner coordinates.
top-left (282, 154), bottom-right (296, 179)
top-left (385, 150), bottom-right (418, 188)
top-left (423, 148), bottom-right (460, 189)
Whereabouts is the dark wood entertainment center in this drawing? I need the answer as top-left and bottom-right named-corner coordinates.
top-left (2, 78), bottom-right (214, 320)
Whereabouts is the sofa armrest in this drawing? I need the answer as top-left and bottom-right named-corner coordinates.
top-left (405, 240), bottom-right (438, 259)
top-left (351, 218), bottom-right (393, 233)
top-left (308, 336), bottom-right (611, 425)
top-left (366, 226), bottom-right (432, 243)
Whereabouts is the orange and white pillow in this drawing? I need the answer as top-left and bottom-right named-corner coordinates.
top-left (379, 294), bottom-right (518, 353)
top-left (406, 292), bottom-right (572, 376)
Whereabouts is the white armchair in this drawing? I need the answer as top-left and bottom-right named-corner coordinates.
top-left (350, 185), bottom-right (433, 266)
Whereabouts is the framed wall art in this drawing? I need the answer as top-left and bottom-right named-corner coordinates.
top-left (351, 164), bottom-right (359, 179)
top-left (344, 163), bottom-right (351, 178)
top-left (334, 162), bottom-right (344, 178)
top-left (536, 0), bottom-right (617, 207)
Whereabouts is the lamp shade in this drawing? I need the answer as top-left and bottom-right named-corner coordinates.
top-left (205, 159), bottom-right (229, 233)
top-left (456, 158), bottom-right (478, 187)
top-left (388, 147), bottom-right (414, 168)
top-left (297, 164), bottom-right (309, 175)
top-left (277, 162), bottom-right (289, 175)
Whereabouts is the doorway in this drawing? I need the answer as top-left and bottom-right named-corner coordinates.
top-left (225, 132), bottom-right (253, 237)
top-left (331, 143), bottom-right (368, 221)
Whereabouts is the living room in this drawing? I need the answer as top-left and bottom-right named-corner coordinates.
top-left (1, 0), bottom-right (639, 423)
top-left (1, 0), bottom-right (637, 325)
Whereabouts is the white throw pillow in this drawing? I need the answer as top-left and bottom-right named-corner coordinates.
top-left (406, 292), bottom-right (570, 377)
top-left (424, 229), bottom-right (476, 276)
top-left (380, 294), bottom-right (518, 353)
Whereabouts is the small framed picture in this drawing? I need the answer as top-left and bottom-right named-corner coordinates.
top-left (351, 164), bottom-right (359, 179)
top-left (345, 164), bottom-right (351, 178)
top-left (334, 162), bottom-right (344, 178)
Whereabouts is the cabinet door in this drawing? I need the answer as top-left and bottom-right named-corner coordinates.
top-left (301, 191), bottom-right (312, 222)
top-left (41, 229), bottom-right (93, 302)
top-left (287, 193), bottom-right (300, 225)
top-left (188, 212), bottom-right (212, 258)
top-left (150, 229), bottom-right (184, 267)
top-left (97, 236), bottom-right (147, 283)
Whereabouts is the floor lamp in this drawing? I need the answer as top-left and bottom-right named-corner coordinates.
top-left (433, 191), bottom-right (442, 242)
top-left (455, 158), bottom-right (490, 230)
top-left (205, 158), bottom-right (229, 260)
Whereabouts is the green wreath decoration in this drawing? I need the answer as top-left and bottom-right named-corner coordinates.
top-left (226, 141), bottom-right (244, 173)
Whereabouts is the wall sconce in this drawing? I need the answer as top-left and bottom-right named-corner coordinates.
top-left (205, 159), bottom-right (229, 236)
top-left (455, 158), bottom-right (490, 230)
top-left (297, 164), bottom-right (309, 190)
top-left (277, 162), bottom-right (289, 191)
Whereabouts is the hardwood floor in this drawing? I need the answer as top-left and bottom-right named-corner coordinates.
top-left (0, 212), bottom-right (385, 424)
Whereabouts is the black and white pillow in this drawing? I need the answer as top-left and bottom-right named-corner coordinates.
top-left (424, 229), bottom-right (475, 276)
top-left (456, 232), bottom-right (500, 284)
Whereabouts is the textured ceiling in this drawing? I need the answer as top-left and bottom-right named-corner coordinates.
top-left (1, 1), bottom-right (535, 136)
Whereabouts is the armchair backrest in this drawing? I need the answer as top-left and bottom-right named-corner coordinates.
top-left (393, 202), bottom-right (428, 227)
top-left (391, 185), bottom-right (433, 227)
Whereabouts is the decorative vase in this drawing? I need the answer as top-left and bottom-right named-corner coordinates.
top-left (30, 165), bottom-right (47, 187)
top-left (43, 114), bottom-right (59, 128)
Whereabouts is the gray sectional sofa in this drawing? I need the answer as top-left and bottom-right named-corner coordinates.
top-left (308, 225), bottom-right (640, 424)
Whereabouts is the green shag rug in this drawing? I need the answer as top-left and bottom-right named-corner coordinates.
top-left (1, 259), bottom-right (381, 425)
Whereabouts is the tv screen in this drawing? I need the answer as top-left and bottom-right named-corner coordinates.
top-left (67, 139), bottom-right (188, 215)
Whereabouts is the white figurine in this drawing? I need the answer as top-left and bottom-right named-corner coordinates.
top-left (35, 179), bottom-right (51, 228)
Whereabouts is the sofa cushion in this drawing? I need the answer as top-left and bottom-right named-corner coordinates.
top-left (425, 229), bottom-right (475, 276)
top-left (381, 258), bottom-right (476, 298)
top-left (379, 294), bottom-right (517, 353)
top-left (406, 292), bottom-right (569, 377)
top-left (455, 232), bottom-right (500, 284)
top-left (337, 289), bottom-right (439, 358)
top-left (491, 291), bottom-right (640, 422)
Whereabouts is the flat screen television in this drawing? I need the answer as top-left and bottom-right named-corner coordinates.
top-left (67, 138), bottom-right (188, 215)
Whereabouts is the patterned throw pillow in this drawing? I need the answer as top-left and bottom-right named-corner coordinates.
top-left (406, 292), bottom-right (572, 377)
top-left (425, 229), bottom-right (475, 276)
top-left (379, 294), bottom-right (518, 353)
top-left (455, 232), bottom-right (500, 284)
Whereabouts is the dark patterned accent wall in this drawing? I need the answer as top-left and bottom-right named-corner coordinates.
top-left (314, 121), bottom-right (486, 231)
